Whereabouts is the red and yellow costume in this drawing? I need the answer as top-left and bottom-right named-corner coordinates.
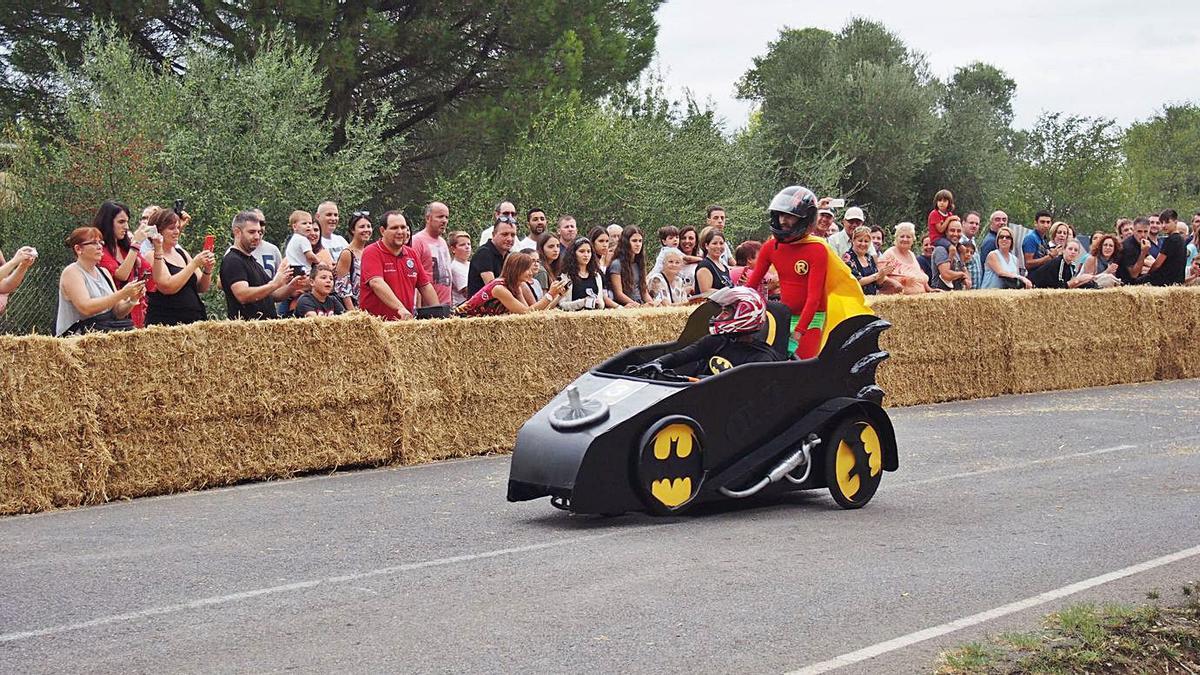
top-left (743, 234), bottom-right (871, 359)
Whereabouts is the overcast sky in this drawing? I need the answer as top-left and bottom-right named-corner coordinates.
top-left (653, 0), bottom-right (1200, 131)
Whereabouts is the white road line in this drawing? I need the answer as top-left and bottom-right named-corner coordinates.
top-left (0, 527), bottom-right (652, 644)
top-left (786, 543), bottom-right (1200, 675)
top-left (893, 443), bottom-right (1138, 489)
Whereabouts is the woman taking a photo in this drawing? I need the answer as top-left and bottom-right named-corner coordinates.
top-left (147, 207), bottom-right (213, 326)
top-left (335, 210), bottom-right (373, 310)
top-left (878, 222), bottom-right (936, 294)
top-left (94, 201), bottom-right (153, 327)
top-left (694, 226), bottom-right (731, 294)
top-left (979, 226), bottom-right (1032, 289)
top-left (453, 252), bottom-right (567, 316)
top-left (608, 225), bottom-right (648, 306)
top-left (56, 227), bottom-right (146, 336)
top-left (845, 226), bottom-right (897, 295)
top-left (560, 238), bottom-right (619, 311)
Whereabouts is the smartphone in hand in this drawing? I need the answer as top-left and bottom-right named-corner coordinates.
top-left (203, 235), bottom-right (215, 253)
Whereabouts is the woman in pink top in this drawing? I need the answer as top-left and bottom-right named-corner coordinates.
top-left (878, 222), bottom-right (936, 294)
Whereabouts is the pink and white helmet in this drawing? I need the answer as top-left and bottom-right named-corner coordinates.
top-left (708, 287), bottom-right (766, 336)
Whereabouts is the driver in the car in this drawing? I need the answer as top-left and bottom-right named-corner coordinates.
top-left (627, 287), bottom-right (783, 378)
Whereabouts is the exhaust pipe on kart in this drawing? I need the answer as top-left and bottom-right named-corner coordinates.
top-left (718, 434), bottom-right (821, 499)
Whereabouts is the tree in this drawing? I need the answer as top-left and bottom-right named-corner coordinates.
top-left (427, 79), bottom-right (845, 248)
top-left (0, 25), bottom-right (395, 273)
top-left (0, 1), bottom-right (661, 180)
top-left (916, 62), bottom-right (1018, 217)
top-left (737, 19), bottom-right (939, 226)
top-left (1123, 104), bottom-right (1200, 212)
top-left (1004, 112), bottom-right (1126, 229)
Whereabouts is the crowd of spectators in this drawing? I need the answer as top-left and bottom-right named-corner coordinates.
top-left (1, 190), bottom-right (1198, 336)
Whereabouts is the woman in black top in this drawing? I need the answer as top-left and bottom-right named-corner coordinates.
top-left (559, 238), bottom-right (618, 311)
top-left (147, 207), bottom-right (212, 326)
top-left (845, 226), bottom-right (896, 295)
top-left (694, 226), bottom-right (731, 293)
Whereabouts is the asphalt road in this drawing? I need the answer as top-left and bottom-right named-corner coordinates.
top-left (2, 379), bottom-right (1198, 674)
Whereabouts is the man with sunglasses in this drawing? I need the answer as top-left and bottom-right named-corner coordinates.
top-left (478, 200), bottom-right (518, 246)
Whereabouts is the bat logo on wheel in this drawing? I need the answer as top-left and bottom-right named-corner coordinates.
top-left (835, 422), bottom-right (882, 500)
top-left (638, 419), bottom-right (704, 509)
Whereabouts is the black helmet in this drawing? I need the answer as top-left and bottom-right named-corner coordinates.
top-left (768, 185), bottom-right (817, 243)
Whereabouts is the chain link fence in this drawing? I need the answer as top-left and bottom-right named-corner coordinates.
top-left (0, 263), bottom-right (231, 335)
top-left (0, 265), bottom-right (59, 335)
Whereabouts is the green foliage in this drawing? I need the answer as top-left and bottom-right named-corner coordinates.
top-left (917, 63), bottom-right (1017, 218)
top-left (427, 80), bottom-right (845, 248)
top-left (737, 19), bottom-right (941, 226)
top-left (1003, 112), bottom-right (1126, 230)
top-left (1124, 104), bottom-right (1200, 213)
top-left (0, 25), bottom-right (397, 333)
top-left (0, 0), bottom-right (662, 208)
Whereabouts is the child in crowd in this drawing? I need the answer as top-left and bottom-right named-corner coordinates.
top-left (285, 210), bottom-right (320, 272)
top-left (928, 189), bottom-right (955, 243)
top-left (448, 230), bottom-right (472, 306)
top-left (296, 264), bottom-right (346, 317)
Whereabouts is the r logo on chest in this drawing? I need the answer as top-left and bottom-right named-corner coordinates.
top-left (794, 260), bottom-right (809, 275)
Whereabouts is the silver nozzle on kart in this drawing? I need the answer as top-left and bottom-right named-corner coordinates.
top-left (549, 386), bottom-right (610, 431)
top-left (720, 435), bottom-right (819, 498)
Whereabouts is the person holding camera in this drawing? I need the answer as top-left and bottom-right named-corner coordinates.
top-left (222, 211), bottom-right (305, 320)
top-left (56, 227), bottom-right (146, 336)
top-left (93, 201), bottom-right (153, 327)
top-left (452, 252), bottom-right (566, 316)
top-left (0, 245), bottom-right (38, 315)
top-left (146, 207), bottom-right (213, 326)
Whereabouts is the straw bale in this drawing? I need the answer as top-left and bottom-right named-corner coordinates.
top-left (1146, 286), bottom-right (1200, 381)
top-left (869, 291), bottom-right (1017, 406)
top-left (1007, 287), bottom-right (1155, 394)
top-left (382, 307), bottom-right (691, 463)
top-left (72, 314), bottom-right (399, 499)
top-left (0, 336), bottom-right (109, 514)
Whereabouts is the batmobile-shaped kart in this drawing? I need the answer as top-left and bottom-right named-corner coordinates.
top-left (507, 300), bottom-right (899, 516)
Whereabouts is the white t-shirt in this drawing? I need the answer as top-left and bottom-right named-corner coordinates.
top-left (322, 233), bottom-right (350, 264)
top-left (451, 259), bottom-right (469, 306)
top-left (285, 233), bottom-right (313, 267)
top-left (478, 226), bottom-right (494, 247)
top-left (252, 240), bottom-right (283, 276)
top-left (515, 236), bottom-right (538, 253)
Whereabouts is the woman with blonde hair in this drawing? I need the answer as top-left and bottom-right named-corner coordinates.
top-left (980, 225), bottom-right (1032, 289)
top-left (878, 222), bottom-right (935, 294)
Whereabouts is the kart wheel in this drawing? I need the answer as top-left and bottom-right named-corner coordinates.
top-left (822, 415), bottom-right (883, 509)
top-left (636, 416), bottom-right (705, 515)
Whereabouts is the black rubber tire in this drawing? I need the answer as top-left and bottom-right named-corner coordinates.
top-left (822, 414), bottom-right (884, 509)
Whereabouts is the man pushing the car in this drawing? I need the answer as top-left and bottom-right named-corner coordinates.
top-left (741, 186), bottom-right (872, 359)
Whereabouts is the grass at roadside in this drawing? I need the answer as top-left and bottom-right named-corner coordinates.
top-left (937, 582), bottom-right (1200, 673)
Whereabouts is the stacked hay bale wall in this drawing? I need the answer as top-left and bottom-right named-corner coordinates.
top-left (1, 287), bottom-right (1196, 514)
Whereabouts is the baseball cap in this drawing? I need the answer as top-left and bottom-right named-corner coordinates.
top-left (817, 206), bottom-right (835, 216)
top-left (844, 206), bottom-right (865, 222)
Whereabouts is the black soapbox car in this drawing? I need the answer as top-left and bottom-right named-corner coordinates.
top-left (507, 299), bottom-right (898, 516)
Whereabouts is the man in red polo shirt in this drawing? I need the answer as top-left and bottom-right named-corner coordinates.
top-left (360, 210), bottom-right (439, 320)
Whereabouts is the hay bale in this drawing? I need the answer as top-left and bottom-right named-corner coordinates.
top-left (383, 307), bottom-right (691, 464)
top-left (1146, 286), bottom-right (1200, 381)
top-left (1008, 287), bottom-right (1155, 394)
top-left (0, 336), bottom-right (109, 514)
top-left (73, 314), bottom-right (400, 500)
top-left (869, 291), bottom-right (1018, 406)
